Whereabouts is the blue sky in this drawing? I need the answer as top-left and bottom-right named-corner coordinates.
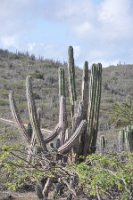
top-left (0, 0), bottom-right (133, 67)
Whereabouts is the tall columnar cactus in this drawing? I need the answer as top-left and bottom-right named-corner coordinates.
top-left (0, 45), bottom-right (103, 199)
top-left (118, 129), bottom-right (125, 151)
top-left (67, 47), bottom-right (102, 156)
top-left (82, 61), bottom-right (89, 120)
top-left (59, 68), bottom-right (66, 97)
top-left (100, 135), bottom-right (106, 154)
top-left (119, 126), bottom-right (133, 152)
top-left (1, 46), bottom-right (102, 160)
top-left (88, 63), bottom-right (102, 153)
top-left (68, 46), bottom-right (77, 117)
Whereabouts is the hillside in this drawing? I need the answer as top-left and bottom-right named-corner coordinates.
top-left (0, 49), bottom-right (133, 145)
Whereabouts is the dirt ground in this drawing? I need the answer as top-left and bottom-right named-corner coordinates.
top-left (0, 192), bottom-right (38, 200)
top-left (0, 191), bottom-right (69, 200)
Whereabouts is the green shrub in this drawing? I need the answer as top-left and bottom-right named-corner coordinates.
top-left (0, 99), bottom-right (9, 106)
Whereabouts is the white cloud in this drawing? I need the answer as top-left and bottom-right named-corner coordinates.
top-left (0, 0), bottom-right (133, 67)
top-left (98, 0), bottom-right (133, 40)
top-left (0, 35), bottom-right (17, 48)
top-left (73, 22), bottom-right (93, 38)
top-left (26, 42), bottom-right (66, 61)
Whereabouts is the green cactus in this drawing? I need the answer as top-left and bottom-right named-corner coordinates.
top-left (0, 46), bottom-right (103, 200)
top-left (83, 63), bottom-right (102, 154)
top-left (125, 126), bottom-right (133, 152)
top-left (82, 61), bottom-right (89, 120)
top-left (68, 46), bottom-right (77, 117)
top-left (100, 135), bottom-right (106, 153)
top-left (59, 68), bottom-right (66, 97)
top-left (118, 129), bottom-right (125, 151)
top-left (26, 76), bottom-right (47, 152)
top-left (9, 91), bottom-right (31, 143)
top-left (119, 126), bottom-right (133, 152)
top-left (58, 68), bottom-right (68, 145)
top-left (4, 46), bottom-right (102, 162)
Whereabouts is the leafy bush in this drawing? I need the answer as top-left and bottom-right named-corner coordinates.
top-left (0, 99), bottom-right (9, 106)
top-left (75, 153), bottom-right (133, 199)
top-left (111, 100), bottom-right (133, 127)
top-left (0, 145), bottom-right (133, 199)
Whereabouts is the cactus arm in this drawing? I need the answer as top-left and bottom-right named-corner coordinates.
top-left (58, 68), bottom-right (68, 145)
top-left (125, 126), bottom-right (133, 152)
top-left (26, 76), bottom-right (47, 151)
top-left (9, 91), bottom-right (31, 143)
top-left (84, 64), bottom-right (102, 154)
top-left (77, 62), bottom-right (89, 155)
top-left (0, 117), bottom-right (18, 127)
top-left (88, 64), bottom-right (97, 141)
top-left (90, 63), bottom-right (102, 152)
top-left (58, 120), bottom-right (87, 154)
top-left (95, 63), bottom-right (102, 133)
top-left (0, 117), bottom-right (53, 135)
top-left (58, 96), bottom-right (68, 145)
top-left (44, 124), bottom-right (61, 143)
top-left (59, 68), bottom-right (66, 97)
top-left (83, 64), bottom-right (97, 154)
top-left (118, 129), bottom-right (125, 151)
top-left (82, 61), bottom-right (89, 120)
top-left (72, 101), bottom-right (84, 132)
top-left (72, 101), bottom-right (84, 155)
top-left (68, 46), bottom-right (77, 117)
top-left (100, 135), bottom-right (106, 154)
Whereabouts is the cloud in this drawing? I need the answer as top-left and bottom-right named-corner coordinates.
top-left (98, 0), bottom-right (133, 40)
top-left (73, 22), bottom-right (94, 38)
top-left (0, 35), bottom-right (17, 48)
top-left (0, 0), bottom-right (133, 67)
top-left (26, 42), bottom-right (66, 61)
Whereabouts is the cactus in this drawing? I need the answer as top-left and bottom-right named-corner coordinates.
top-left (68, 46), bottom-right (77, 117)
top-left (58, 120), bottom-right (87, 154)
top-left (82, 61), bottom-right (89, 120)
top-left (118, 129), bottom-right (125, 151)
top-left (59, 68), bottom-right (66, 97)
top-left (89, 63), bottom-right (102, 153)
top-left (1, 46), bottom-right (102, 159)
top-left (0, 46), bottom-right (102, 161)
top-left (0, 45), bottom-right (103, 199)
top-left (125, 126), bottom-right (133, 152)
top-left (26, 76), bottom-right (47, 152)
top-left (119, 126), bottom-right (133, 152)
top-left (9, 91), bottom-right (31, 143)
top-left (100, 135), bottom-right (106, 153)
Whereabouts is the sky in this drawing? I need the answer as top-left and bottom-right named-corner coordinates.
top-left (0, 0), bottom-right (133, 68)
